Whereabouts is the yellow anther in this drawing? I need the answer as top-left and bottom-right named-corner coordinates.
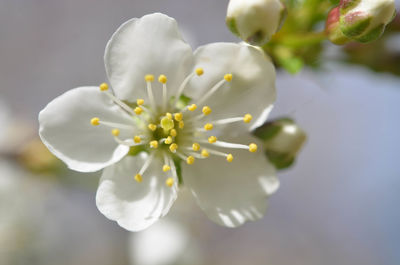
top-left (163, 165), bottom-right (171, 172)
top-left (224, 73), bottom-right (233, 82)
top-left (90, 117), bottom-right (100, 126)
top-left (145, 74), bottom-right (154, 82)
top-left (166, 177), bottom-right (174, 187)
top-left (170, 129), bottom-right (177, 137)
top-left (134, 136), bottom-right (141, 143)
top-left (99, 83), bottom-right (109, 91)
top-left (134, 107), bottom-right (143, 115)
top-left (161, 117), bottom-right (174, 131)
top-left (201, 149), bottom-right (210, 158)
top-left (158, 74), bottom-right (167, 84)
top-left (226, 154), bottom-right (234, 162)
top-left (186, 156), bottom-right (195, 165)
top-left (188, 104), bottom-right (197, 111)
top-left (150, 140), bottom-right (158, 149)
top-left (208, 136), bottom-right (217, 143)
top-left (179, 121), bottom-right (185, 129)
top-left (111, 128), bottom-right (120, 136)
top-left (148, 124), bottom-right (157, 131)
top-left (249, 143), bottom-right (258, 153)
top-left (166, 113), bottom-right (173, 120)
top-left (204, 123), bottom-right (213, 131)
top-left (164, 136), bottom-right (173, 145)
top-left (174, 113), bottom-right (183, 121)
top-left (169, 143), bottom-right (178, 152)
top-left (137, 99), bottom-right (144, 105)
top-left (195, 67), bottom-right (204, 76)
top-left (192, 143), bottom-right (201, 151)
top-left (134, 174), bottom-right (143, 183)
top-left (243, 114), bottom-right (253, 123)
top-left (202, 106), bottom-right (212, 115)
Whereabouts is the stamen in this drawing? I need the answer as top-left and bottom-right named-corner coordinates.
top-left (134, 174), bottom-right (143, 183)
top-left (169, 143), bottom-right (178, 153)
top-left (212, 115), bottom-right (253, 126)
top-left (179, 121), bottom-right (184, 129)
top-left (243, 114), bottom-right (253, 123)
top-left (206, 140), bottom-right (258, 153)
top-left (187, 104), bottom-right (197, 112)
top-left (192, 143), bottom-right (201, 151)
top-left (148, 124), bottom-right (157, 131)
top-left (166, 113), bottom-right (173, 120)
top-left (166, 177), bottom-right (174, 187)
top-left (204, 123), bottom-right (213, 131)
top-left (150, 140), bottom-right (158, 149)
top-left (137, 152), bottom-right (155, 177)
top-left (170, 129), bottom-right (177, 137)
top-left (91, 118), bottom-right (136, 130)
top-left (134, 136), bottom-right (142, 143)
top-left (173, 68), bottom-right (203, 107)
top-left (134, 107), bottom-right (143, 115)
top-left (91, 117), bottom-right (100, 126)
top-left (249, 143), bottom-right (258, 153)
top-left (186, 156), bottom-right (195, 165)
top-left (167, 155), bottom-right (178, 187)
top-left (202, 106), bottom-right (212, 115)
top-left (164, 136), bottom-right (173, 145)
top-left (159, 75), bottom-right (168, 111)
top-left (145, 74), bottom-right (156, 109)
top-left (163, 152), bottom-right (171, 172)
top-left (203, 148), bottom-right (234, 162)
top-left (174, 113), bottom-right (183, 121)
top-left (208, 136), bottom-right (217, 143)
top-left (113, 136), bottom-right (142, 147)
top-left (103, 91), bottom-right (136, 116)
top-left (137, 99), bottom-right (145, 105)
top-left (99, 83), bottom-right (109, 91)
top-left (201, 149), bottom-right (210, 158)
top-left (195, 74), bottom-right (232, 106)
top-left (163, 165), bottom-right (171, 172)
top-left (111, 129), bottom-right (120, 136)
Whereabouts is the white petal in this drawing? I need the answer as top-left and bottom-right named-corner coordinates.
top-left (182, 135), bottom-right (278, 227)
top-left (39, 86), bottom-right (134, 172)
top-left (96, 153), bottom-right (178, 232)
top-left (187, 43), bottom-right (276, 125)
top-left (104, 13), bottom-right (194, 103)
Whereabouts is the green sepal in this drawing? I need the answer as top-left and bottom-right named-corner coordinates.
top-left (265, 150), bottom-right (295, 170)
top-left (340, 16), bottom-right (371, 38)
top-left (127, 145), bottom-right (147, 156)
top-left (356, 23), bottom-right (385, 43)
top-left (172, 157), bottom-right (184, 186)
top-left (252, 118), bottom-right (294, 141)
top-left (226, 17), bottom-right (240, 37)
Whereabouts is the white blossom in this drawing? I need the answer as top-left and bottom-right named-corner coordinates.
top-left (39, 13), bottom-right (279, 231)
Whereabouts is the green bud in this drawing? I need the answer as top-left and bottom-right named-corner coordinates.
top-left (253, 118), bottom-right (306, 170)
top-left (226, 0), bottom-right (287, 46)
top-left (339, 0), bottom-right (396, 43)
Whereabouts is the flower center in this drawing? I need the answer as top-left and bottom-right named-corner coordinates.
top-left (91, 69), bottom-right (257, 187)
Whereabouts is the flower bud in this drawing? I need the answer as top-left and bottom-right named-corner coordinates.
top-left (339, 0), bottom-right (396, 43)
top-left (226, 0), bottom-right (287, 46)
top-left (325, 7), bottom-right (351, 45)
top-left (253, 118), bottom-right (306, 170)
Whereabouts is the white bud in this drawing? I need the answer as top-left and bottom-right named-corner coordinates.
top-left (339, 0), bottom-right (396, 43)
top-left (226, 0), bottom-right (287, 46)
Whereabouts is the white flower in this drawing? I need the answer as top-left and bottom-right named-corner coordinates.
top-left (226, 0), bottom-right (287, 45)
top-left (39, 13), bottom-right (279, 231)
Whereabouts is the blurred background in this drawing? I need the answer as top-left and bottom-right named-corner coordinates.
top-left (0, 0), bottom-right (399, 264)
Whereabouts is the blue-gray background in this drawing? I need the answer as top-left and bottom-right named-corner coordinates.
top-left (0, 0), bottom-right (399, 264)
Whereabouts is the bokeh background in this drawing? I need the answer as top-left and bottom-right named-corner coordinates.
top-left (1, 0), bottom-right (400, 264)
